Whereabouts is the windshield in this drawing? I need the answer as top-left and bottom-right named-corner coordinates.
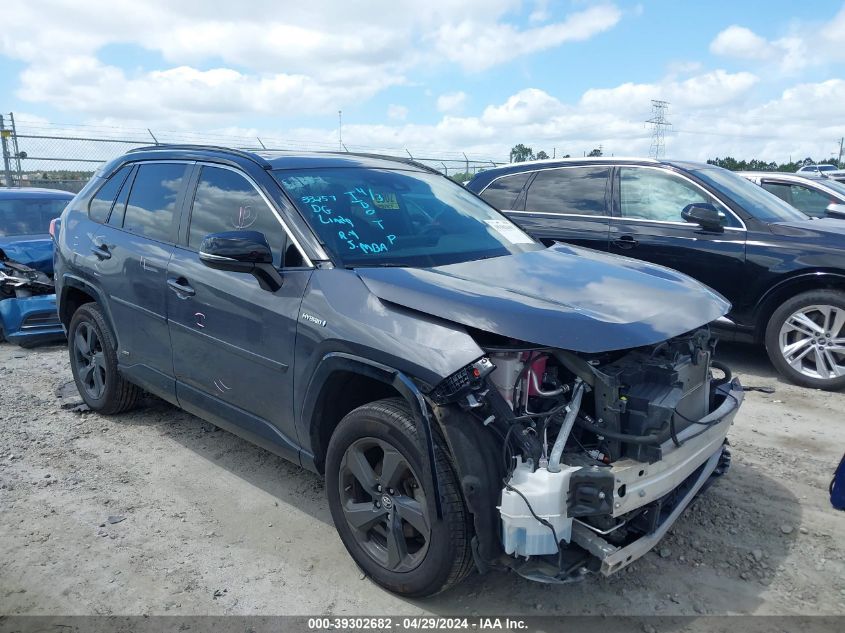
top-left (274, 168), bottom-right (541, 267)
top-left (691, 167), bottom-right (809, 223)
top-left (0, 197), bottom-right (70, 236)
top-left (817, 165), bottom-right (838, 172)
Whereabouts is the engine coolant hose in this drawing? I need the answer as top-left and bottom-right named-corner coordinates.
top-left (547, 380), bottom-right (585, 473)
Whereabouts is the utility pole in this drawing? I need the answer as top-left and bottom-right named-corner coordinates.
top-left (646, 100), bottom-right (671, 158)
top-left (0, 114), bottom-right (13, 187)
top-left (338, 110), bottom-right (343, 152)
top-left (838, 137), bottom-right (844, 168)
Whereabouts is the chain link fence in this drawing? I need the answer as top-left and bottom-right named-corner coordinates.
top-left (0, 113), bottom-right (506, 193)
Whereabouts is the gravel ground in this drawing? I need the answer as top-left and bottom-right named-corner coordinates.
top-left (0, 340), bottom-right (843, 616)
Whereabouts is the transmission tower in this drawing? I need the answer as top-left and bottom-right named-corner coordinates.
top-left (646, 100), bottom-right (671, 158)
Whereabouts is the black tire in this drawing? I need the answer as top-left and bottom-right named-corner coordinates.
top-left (765, 289), bottom-right (845, 391)
top-left (68, 303), bottom-right (141, 414)
top-left (326, 398), bottom-right (473, 597)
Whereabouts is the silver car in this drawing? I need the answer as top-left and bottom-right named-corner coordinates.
top-left (739, 171), bottom-right (845, 219)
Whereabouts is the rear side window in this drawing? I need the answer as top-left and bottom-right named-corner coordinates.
top-left (123, 163), bottom-right (187, 242)
top-left (187, 166), bottom-right (286, 267)
top-left (480, 172), bottom-right (531, 209)
top-left (88, 165), bottom-right (131, 223)
top-left (525, 167), bottom-right (609, 215)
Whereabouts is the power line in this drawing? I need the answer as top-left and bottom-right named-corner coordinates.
top-left (646, 99), bottom-right (671, 158)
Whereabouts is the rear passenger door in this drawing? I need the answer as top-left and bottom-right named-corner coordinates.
top-left (166, 164), bottom-right (312, 462)
top-left (512, 166), bottom-right (611, 251)
top-left (84, 161), bottom-right (190, 402)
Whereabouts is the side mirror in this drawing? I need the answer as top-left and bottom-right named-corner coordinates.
top-left (825, 203), bottom-right (845, 220)
top-left (681, 202), bottom-right (724, 232)
top-left (199, 230), bottom-right (282, 291)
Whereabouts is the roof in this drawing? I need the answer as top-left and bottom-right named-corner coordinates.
top-left (0, 187), bottom-right (74, 199)
top-left (125, 144), bottom-right (434, 173)
top-left (737, 171), bottom-right (836, 181)
top-left (466, 156), bottom-right (713, 189)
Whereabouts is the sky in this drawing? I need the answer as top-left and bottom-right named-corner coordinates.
top-left (1, 0), bottom-right (844, 164)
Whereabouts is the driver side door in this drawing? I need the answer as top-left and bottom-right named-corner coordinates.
top-left (608, 166), bottom-right (748, 313)
top-left (166, 163), bottom-right (313, 463)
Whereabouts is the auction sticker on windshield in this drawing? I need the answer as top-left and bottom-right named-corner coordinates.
top-left (484, 219), bottom-right (534, 244)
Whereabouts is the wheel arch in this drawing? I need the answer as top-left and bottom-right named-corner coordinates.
top-left (754, 271), bottom-right (845, 342)
top-left (299, 352), bottom-right (444, 518)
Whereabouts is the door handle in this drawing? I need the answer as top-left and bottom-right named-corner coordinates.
top-left (90, 242), bottom-right (111, 260)
top-left (167, 278), bottom-right (196, 297)
top-left (613, 235), bottom-right (639, 249)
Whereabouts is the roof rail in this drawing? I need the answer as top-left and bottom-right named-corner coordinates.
top-left (337, 151), bottom-right (442, 175)
top-left (126, 144), bottom-right (270, 167)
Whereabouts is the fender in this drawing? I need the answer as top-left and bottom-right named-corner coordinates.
top-left (299, 351), bottom-right (443, 518)
top-left (58, 274), bottom-right (119, 342)
top-left (754, 270), bottom-right (845, 321)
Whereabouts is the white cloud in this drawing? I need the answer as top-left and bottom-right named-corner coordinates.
top-left (710, 5), bottom-right (845, 72)
top-left (387, 104), bottom-right (409, 121)
top-left (710, 26), bottom-right (775, 60)
top-left (436, 91), bottom-right (467, 113)
top-left (431, 4), bottom-right (623, 71)
top-left (1, 0), bottom-right (624, 122)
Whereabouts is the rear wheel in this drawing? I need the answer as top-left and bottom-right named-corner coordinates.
top-left (68, 303), bottom-right (141, 413)
top-left (765, 290), bottom-right (845, 390)
top-left (325, 398), bottom-right (473, 597)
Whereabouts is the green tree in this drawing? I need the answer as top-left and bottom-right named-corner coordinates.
top-left (535, 150), bottom-right (550, 160)
top-left (509, 144), bottom-right (534, 163)
top-left (587, 148), bottom-right (603, 157)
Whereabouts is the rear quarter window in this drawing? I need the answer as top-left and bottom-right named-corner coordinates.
top-left (479, 172), bottom-right (532, 210)
top-left (88, 165), bottom-right (132, 223)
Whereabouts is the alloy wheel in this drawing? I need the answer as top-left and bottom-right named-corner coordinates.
top-left (338, 438), bottom-right (431, 573)
top-left (779, 304), bottom-right (845, 381)
top-left (73, 321), bottom-right (107, 400)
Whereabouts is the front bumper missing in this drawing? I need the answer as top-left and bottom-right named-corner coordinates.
top-left (570, 379), bottom-right (743, 576)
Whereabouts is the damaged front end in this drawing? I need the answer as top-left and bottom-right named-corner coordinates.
top-left (0, 255), bottom-right (64, 346)
top-left (428, 327), bottom-right (742, 583)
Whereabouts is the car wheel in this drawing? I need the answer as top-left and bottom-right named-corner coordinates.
top-left (68, 303), bottom-right (141, 414)
top-left (765, 290), bottom-right (845, 390)
top-left (325, 398), bottom-right (473, 597)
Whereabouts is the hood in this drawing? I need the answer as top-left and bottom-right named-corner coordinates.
top-left (355, 244), bottom-right (730, 353)
top-left (0, 235), bottom-right (54, 274)
top-left (770, 218), bottom-right (845, 239)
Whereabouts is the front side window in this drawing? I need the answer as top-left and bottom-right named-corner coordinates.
top-left (788, 184), bottom-right (833, 217)
top-left (479, 172), bottom-right (531, 210)
top-left (525, 167), bottom-right (609, 216)
top-left (275, 168), bottom-right (541, 268)
top-left (89, 165), bottom-right (131, 223)
top-left (619, 167), bottom-right (732, 224)
top-left (188, 166), bottom-right (287, 267)
top-left (122, 163), bottom-right (187, 242)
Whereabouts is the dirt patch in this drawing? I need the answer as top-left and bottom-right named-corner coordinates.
top-left (0, 341), bottom-right (843, 615)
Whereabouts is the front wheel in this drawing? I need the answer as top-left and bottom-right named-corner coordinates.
top-left (765, 290), bottom-right (845, 390)
top-left (325, 398), bottom-right (473, 597)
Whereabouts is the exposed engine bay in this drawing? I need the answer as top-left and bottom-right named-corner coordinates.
top-left (429, 327), bottom-right (742, 582)
top-left (0, 255), bottom-right (55, 299)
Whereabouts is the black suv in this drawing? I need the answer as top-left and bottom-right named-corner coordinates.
top-left (468, 158), bottom-right (845, 390)
top-left (55, 146), bottom-right (742, 596)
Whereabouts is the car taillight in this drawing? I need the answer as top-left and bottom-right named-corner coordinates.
top-left (49, 218), bottom-right (60, 240)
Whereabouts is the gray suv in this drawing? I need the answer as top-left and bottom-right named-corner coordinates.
top-left (54, 146), bottom-right (743, 596)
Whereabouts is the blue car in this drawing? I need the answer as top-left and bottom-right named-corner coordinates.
top-left (0, 187), bottom-right (72, 347)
